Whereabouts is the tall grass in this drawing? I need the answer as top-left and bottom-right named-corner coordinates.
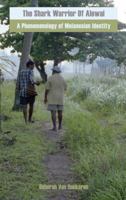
top-left (68, 75), bottom-right (126, 112)
top-left (64, 76), bottom-right (126, 200)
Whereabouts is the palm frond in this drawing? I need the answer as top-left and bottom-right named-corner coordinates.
top-left (0, 56), bottom-right (17, 77)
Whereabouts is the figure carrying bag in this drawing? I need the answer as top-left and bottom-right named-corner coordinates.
top-left (27, 84), bottom-right (37, 96)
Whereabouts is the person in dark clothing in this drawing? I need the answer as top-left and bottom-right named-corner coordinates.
top-left (18, 60), bottom-right (39, 123)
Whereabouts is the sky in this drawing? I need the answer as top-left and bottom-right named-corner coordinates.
top-left (0, 0), bottom-right (126, 34)
top-left (114, 0), bottom-right (126, 23)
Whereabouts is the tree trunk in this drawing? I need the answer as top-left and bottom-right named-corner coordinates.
top-left (12, 0), bottom-right (38, 111)
top-left (35, 61), bottom-right (47, 83)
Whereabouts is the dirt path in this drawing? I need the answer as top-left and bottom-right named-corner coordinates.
top-left (42, 122), bottom-right (79, 200)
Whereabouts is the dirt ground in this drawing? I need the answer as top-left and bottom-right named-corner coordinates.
top-left (42, 122), bottom-right (79, 200)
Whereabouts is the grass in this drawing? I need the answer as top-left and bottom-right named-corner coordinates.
top-left (0, 81), bottom-right (50, 200)
top-left (1, 76), bottom-right (126, 200)
top-left (64, 75), bottom-right (126, 200)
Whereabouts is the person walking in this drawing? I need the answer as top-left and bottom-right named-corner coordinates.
top-left (18, 60), bottom-right (39, 123)
top-left (44, 65), bottom-right (67, 131)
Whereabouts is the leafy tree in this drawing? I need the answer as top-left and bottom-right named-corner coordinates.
top-left (2, 0), bottom-right (126, 111)
top-left (1, 0), bottom-right (126, 82)
top-left (0, 0), bottom-right (108, 66)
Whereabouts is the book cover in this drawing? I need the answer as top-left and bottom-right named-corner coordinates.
top-left (0, 0), bottom-right (126, 200)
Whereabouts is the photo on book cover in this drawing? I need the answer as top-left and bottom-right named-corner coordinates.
top-left (0, 0), bottom-right (126, 199)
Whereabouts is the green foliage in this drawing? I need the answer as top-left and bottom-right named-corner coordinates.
top-left (1, 0), bottom-right (123, 65)
top-left (1, 76), bottom-right (126, 200)
top-left (92, 172), bottom-right (126, 200)
top-left (0, 0), bottom-right (29, 23)
top-left (32, 32), bottom-right (77, 61)
top-left (64, 76), bottom-right (126, 200)
top-left (0, 32), bottom-right (24, 51)
top-left (0, 82), bottom-right (49, 200)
